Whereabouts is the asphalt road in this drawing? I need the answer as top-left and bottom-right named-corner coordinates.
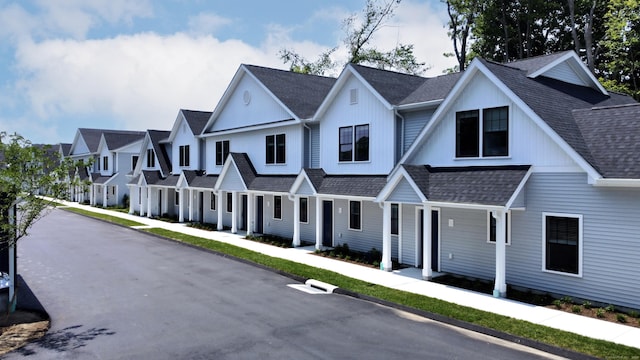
top-left (6, 208), bottom-right (566, 359)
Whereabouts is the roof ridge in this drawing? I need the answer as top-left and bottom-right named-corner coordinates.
top-left (243, 63), bottom-right (336, 80)
top-left (350, 63), bottom-right (427, 79)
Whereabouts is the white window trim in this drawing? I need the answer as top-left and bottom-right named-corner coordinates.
top-left (215, 140), bottom-right (230, 166)
top-left (273, 195), bottom-right (283, 220)
top-left (391, 203), bottom-right (400, 237)
top-left (265, 134), bottom-right (287, 166)
top-left (226, 193), bottom-right (233, 213)
top-left (348, 200), bottom-right (363, 231)
top-left (454, 106), bottom-right (511, 160)
top-left (210, 192), bottom-right (216, 211)
top-left (541, 212), bottom-right (583, 278)
top-left (299, 197), bottom-right (309, 224)
top-left (338, 124), bottom-right (370, 163)
top-left (487, 210), bottom-right (511, 245)
top-left (174, 191), bottom-right (180, 206)
top-left (131, 155), bottom-right (139, 171)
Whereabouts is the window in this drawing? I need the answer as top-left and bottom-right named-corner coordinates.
top-left (216, 140), bottom-right (229, 166)
top-left (349, 201), bottom-right (362, 230)
top-left (179, 145), bottom-right (190, 167)
top-left (175, 191), bottom-right (180, 206)
top-left (339, 124), bottom-right (369, 162)
top-left (544, 214), bottom-right (581, 275)
top-left (146, 149), bottom-right (155, 168)
top-left (483, 107), bottom-right (509, 156)
top-left (266, 134), bottom-right (286, 164)
top-left (132, 156), bottom-right (139, 170)
top-left (391, 203), bottom-right (399, 235)
top-left (349, 88), bottom-right (358, 104)
top-left (456, 106), bottom-right (509, 158)
top-left (210, 192), bottom-right (216, 211)
top-left (488, 211), bottom-right (510, 244)
top-left (299, 197), bottom-right (308, 223)
top-left (103, 156), bottom-right (109, 171)
top-left (273, 196), bottom-right (282, 219)
top-left (226, 193), bottom-right (233, 213)
top-left (456, 110), bottom-right (479, 158)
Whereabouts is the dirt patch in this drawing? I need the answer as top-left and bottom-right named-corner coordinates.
top-left (0, 310), bottom-right (49, 355)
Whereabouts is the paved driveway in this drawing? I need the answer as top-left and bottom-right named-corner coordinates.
top-left (7, 209), bottom-right (565, 359)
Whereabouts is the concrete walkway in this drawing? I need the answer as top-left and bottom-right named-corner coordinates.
top-left (54, 200), bottom-right (640, 350)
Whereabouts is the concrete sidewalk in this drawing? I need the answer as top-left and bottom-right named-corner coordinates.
top-left (55, 200), bottom-right (640, 350)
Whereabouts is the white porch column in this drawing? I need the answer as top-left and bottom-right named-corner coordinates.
top-left (246, 193), bottom-right (254, 236)
top-left (422, 204), bottom-right (433, 280)
top-left (292, 195), bottom-right (300, 247)
top-left (231, 191), bottom-right (238, 233)
top-left (493, 210), bottom-right (507, 297)
top-left (315, 196), bottom-right (322, 250)
top-left (90, 185), bottom-right (95, 206)
top-left (146, 187), bottom-right (152, 218)
top-left (188, 189), bottom-right (194, 222)
top-left (128, 187), bottom-right (135, 214)
top-left (381, 202), bottom-right (393, 271)
top-left (178, 188), bottom-right (185, 223)
top-left (102, 186), bottom-right (107, 208)
top-left (217, 191), bottom-right (224, 230)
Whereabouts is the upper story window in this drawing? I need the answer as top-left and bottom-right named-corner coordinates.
top-left (456, 106), bottom-right (509, 158)
top-left (339, 124), bottom-right (369, 162)
top-left (146, 149), bottom-right (156, 168)
top-left (266, 134), bottom-right (286, 164)
top-left (216, 140), bottom-right (229, 166)
top-left (179, 145), bottom-right (190, 167)
top-left (132, 156), bottom-right (139, 171)
top-left (102, 156), bottom-right (109, 171)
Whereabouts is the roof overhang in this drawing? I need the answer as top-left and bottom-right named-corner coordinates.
top-left (591, 178), bottom-right (640, 188)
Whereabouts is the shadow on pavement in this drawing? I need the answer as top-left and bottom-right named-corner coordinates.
top-left (16, 325), bottom-right (116, 356)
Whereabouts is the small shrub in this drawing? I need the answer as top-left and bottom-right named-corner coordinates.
top-left (329, 251), bottom-right (335, 257)
top-left (560, 296), bottom-right (573, 304)
top-left (571, 305), bottom-right (582, 314)
top-left (596, 308), bottom-right (606, 318)
top-left (616, 314), bottom-right (627, 323)
top-left (582, 301), bottom-right (592, 309)
top-left (553, 299), bottom-right (563, 309)
top-left (629, 310), bottom-right (639, 319)
top-left (605, 304), bottom-right (616, 312)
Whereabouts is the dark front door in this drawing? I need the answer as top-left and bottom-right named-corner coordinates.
top-left (158, 190), bottom-right (162, 216)
top-left (240, 195), bottom-right (248, 230)
top-left (199, 192), bottom-right (204, 223)
top-left (431, 210), bottom-right (439, 272)
top-left (418, 209), bottom-right (424, 267)
top-left (322, 200), bottom-right (333, 247)
top-left (256, 196), bottom-right (263, 234)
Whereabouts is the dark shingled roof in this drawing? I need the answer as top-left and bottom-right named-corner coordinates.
top-left (148, 130), bottom-right (172, 176)
top-left (304, 168), bottom-right (326, 191)
top-left (78, 128), bottom-right (145, 153)
top-left (142, 170), bottom-right (162, 185)
top-left (350, 64), bottom-right (427, 105)
top-left (77, 128), bottom-right (105, 153)
top-left (182, 110), bottom-right (212, 135)
top-left (190, 174), bottom-right (218, 189)
top-left (572, 104), bottom-right (640, 179)
top-left (482, 59), bottom-right (636, 176)
top-left (91, 175), bottom-right (113, 184)
top-left (317, 174), bottom-right (388, 197)
top-left (244, 65), bottom-right (336, 119)
top-left (402, 165), bottom-right (530, 206)
top-left (59, 143), bottom-right (72, 156)
top-left (250, 176), bottom-right (297, 192)
top-left (400, 72), bottom-right (463, 105)
top-left (103, 130), bottom-right (145, 150)
top-left (156, 175), bottom-right (179, 187)
top-left (502, 51), bottom-right (572, 75)
top-left (230, 153), bottom-right (257, 187)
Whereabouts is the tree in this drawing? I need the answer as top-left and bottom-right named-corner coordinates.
top-left (279, 0), bottom-right (427, 75)
top-left (444, 0), bottom-right (481, 71)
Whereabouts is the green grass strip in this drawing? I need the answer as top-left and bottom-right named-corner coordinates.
top-left (62, 207), bottom-right (146, 227)
top-left (142, 227), bottom-right (638, 359)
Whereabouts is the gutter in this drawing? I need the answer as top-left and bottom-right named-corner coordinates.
top-left (592, 178), bottom-right (640, 188)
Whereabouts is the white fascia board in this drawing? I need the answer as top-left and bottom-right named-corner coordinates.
top-left (592, 178), bottom-right (640, 187)
top-left (375, 167), bottom-right (426, 203)
top-left (426, 201), bottom-right (504, 211)
top-left (213, 156), bottom-right (248, 191)
top-left (95, 135), bottom-right (108, 155)
top-left (290, 170), bottom-right (317, 195)
top-left (166, 111), bottom-right (187, 143)
top-left (112, 138), bottom-right (144, 154)
top-left (200, 119), bottom-right (300, 138)
top-left (395, 99), bottom-right (443, 111)
top-left (103, 173), bottom-right (118, 185)
top-left (504, 167), bottom-right (533, 210)
top-left (176, 173), bottom-right (188, 188)
top-left (528, 52), bottom-right (607, 95)
top-left (316, 193), bottom-right (377, 201)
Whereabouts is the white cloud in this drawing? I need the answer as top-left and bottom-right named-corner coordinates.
top-left (187, 12), bottom-right (233, 36)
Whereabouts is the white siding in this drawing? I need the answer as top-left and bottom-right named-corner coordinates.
top-left (209, 74), bottom-right (292, 132)
top-left (543, 62), bottom-right (588, 87)
top-left (400, 204), bottom-right (417, 265)
top-left (98, 146), bottom-right (113, 176)
top-left (408, 72), bottom-right (579, 170)
top-left (297, 180), bottom-right (315, 196)
top-left (219, 167), bottom-right (246, 191)
top-left (318, 76), bottom-right (396, 174)
top-left (387, 178), bottom-right (422, 203)
top-left (172, 118), bottom-right (201, 173)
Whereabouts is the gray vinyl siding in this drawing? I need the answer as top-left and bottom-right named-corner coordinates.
top-left (204, 191), bottom-right (218, 224)
top-left (333, 199), bottom-right (384, 254)
top-left (439, 207), bottom-right (495, 280)
top-left (510, 190), bottom-right (525, 208)
top-left (310, 124), bottom-right (320, 168)
top-left (402, 109), bottom-right (435, 154)
top-left (299, 197), bottom-right (317, 244)
top-left (400, 204), bottom-right (417, 265)
top-left (507, 172), bottom-right (640, 309)
top-left (388, 178), bottom-right (422, 203)
top-left (263, 194), bottom-right (294, 239)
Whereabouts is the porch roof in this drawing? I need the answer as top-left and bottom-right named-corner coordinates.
top-left (91, 174), bottom-right (113, 184)
top-left (250, 176), bottom-right (297, 192)
top-left (317, 174), bottom-right (388, 197)
top-left (402, 165), bottom-right (531, 207)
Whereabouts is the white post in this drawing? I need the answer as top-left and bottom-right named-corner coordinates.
top-left (231, 191), bottom-right (238, 234)
top-left (381, 202), bottom-right (392, 271)
top-left (102, 186), bottom-right (107, 208)
top-left (315, 197), bottom-right (322, 250)
top-left (146, 187), bottom-right (152, 218)
top-left (188, 189), bottom-right (194, 222)
top-left (217, 191), bottom-right (224, 231)
top-left (292, 195), bottom-right (300, 247)
top-left (493, 209), bottom-right (507, 297)
top-left (128, 186), bottom-right (135, 214)
top-left (178, 188), bottom-right (185, 223)
top-left (246, 193), bottom-right (254, 236)
top-left (422, 204), bottom-right (433, 280)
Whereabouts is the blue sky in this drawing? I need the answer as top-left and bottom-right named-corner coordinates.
top-left (0, 0), bottom-right (455, 145)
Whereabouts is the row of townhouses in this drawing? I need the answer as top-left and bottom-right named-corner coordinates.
top-left (57, 51), bottom-right (640, 311)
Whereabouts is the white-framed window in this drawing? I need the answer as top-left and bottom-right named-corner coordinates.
top-left (349, 88), bottom-right (358, 104)
top-left (146, 149), bottom-right (155, 168)
top-left (299, 197), bottom-right (308, 223)
top-left (210, 192), bottom-right (216, 211)
top-left (339, 124), bottom-right (369, 162)
top-left (390, 203), bottom-right (399, 236)
top-left (487, 211), bottom-right (511, 245)
top-left (216, 140), bottom-right (229, 166)
top-left (175, 191), bottom-right (180, 206)
top-left (103, 156), bottom-right (109, 171)
top-left (179, 145), bottom-right (190, 167)
top-left (542, 213), bottom-right (582, 276)
top-left (266, 134), bottom-right (286, 164)
top-left (349, 200), bottom-right (362, 230)
top-left (456, 106), bottom-right (509, 158)
top-left (273, 195), bottom-right (282, 220)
